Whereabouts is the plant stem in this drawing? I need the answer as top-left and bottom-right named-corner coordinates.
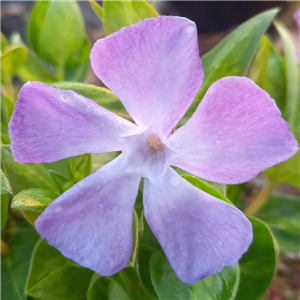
top-left (244, 179), bottom-right (276, 216)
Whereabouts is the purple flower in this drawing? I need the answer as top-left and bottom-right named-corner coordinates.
top-left (9, 16), bottom-right (297, 284)
top-left (295, 9), bottom-right (300, 61)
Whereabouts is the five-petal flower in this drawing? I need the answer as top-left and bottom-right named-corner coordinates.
top-left (9, 16), bottom-right (298, 284)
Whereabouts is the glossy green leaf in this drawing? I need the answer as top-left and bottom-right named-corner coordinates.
top-left (1, 146), bottom-right (58, 195)
top-left (226, 183), bottom-right (246, 206)
top-left (1, 168), bottom-right (11, 194)
top-left (250, 35), bottom-right (286, 113)
top-left (68, 154), bottom-right (92, 183)
top-left (103, 0), bottom-right (158, 35)
top-left (10, 33), bottom-right (56, 83)
top-left (91, 152), bottom-right (120, 172)
top-left (275, 21), bottom-right (299, 129)
top-left (28, 1), bottom-right (87, 68)
top-left (17, 49), bottom-right (56, 83)
top-left (48, 170), bottom-right (73, 193)
top-left (1, 259), bottom-right (22, 300)
top-left (87, 273), bottom-right (130, 300)
top-left (150, 250), bottom-right (190, 300)
top-left (11, 188), bottom-right (54, 212)
top-left (26, 239), bottom-right (93, 299)
top-left (1, 32), bottom-right (9, 52)
top-left (1, 45), bottom-right (27, 83)
top-left (138, 244), bottom-right (158, 299)
top-left (64, 38), bottom-right (91, 82)
top-left (184, 8), bottom-right (279, 121)
top-left (1, 226), bottom-right (39, 300)
top-left (255, 195), bottom-right (300, 253)
top-left (264, 128), bottom-right (300, 189)
top-left (127, 210), bottom-right (139, 267)
top-left (1, 95), bottom-right (14, 142)
top-left (1, 170), bottom-right (10, 227)
top-left (53, 81), bottom-right (129, 118)
top-left (191, 265), bottom-right (239, 300)
top-left (235, 217), bottom-right (277, 300)
top-left (64, 59), bottom-right (90, 82)
top-left (90, 0), bottom-right (103, 19)
top-left (182, 174), bottom-right (231, 204)
top-left (23, 211), bottom-right (41, 226)
top-left (1, 193), bottom-right (9, 229)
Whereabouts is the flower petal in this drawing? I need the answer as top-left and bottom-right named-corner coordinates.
top-left (167, 77), bottom-right (298, 184)
top-left (143, 168), bottom-right (252, 284)
top-left (35, 155), bottom-right (141, 276)
top-left (9, 82), bottom-right (137, 163)
top-left (90, 16), bottom-right (203, 136)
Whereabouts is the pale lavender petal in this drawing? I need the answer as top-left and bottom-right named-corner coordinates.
top-left (35, 155), bottom-right (141, 276)
top-left (167, 77), bottom-right (298, 184)
top-left (143, 168), bottom-right (252, 284)
top-left (295, 9), bottom-right (300, 61)
top-left (9, 82), bottom-right (137, 163)
top-left (91, 16), bottom-right (203, 136)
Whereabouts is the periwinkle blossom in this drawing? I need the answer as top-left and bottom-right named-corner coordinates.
top-left (9, 17), bottom-right (298, 284)
top-left (295, 9), bottom-right (300, 61)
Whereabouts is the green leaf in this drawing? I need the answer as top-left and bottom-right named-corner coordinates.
top-left (68, 154), bottom-right (92, 183)
top-left (264, 128), bottom-right (300, 189)
top-left (1, 32), bottom-right (9, 52)
top-left (182, 174), bottom-right (231, 204)
top-left (87, 273), bottom-right (130, 300)
top-left (235, 217), bottom-right (277, 300)
top-left (1, 45), bottom-right (28, 83)
top-left (250, 35), bottom-right (286, 113)
top-left (1, 193), bottom-right (9, 229)
top-left (191, 265), bottom-right (239, 300)
top-left (91, 152), bottom-right (120, 172)
top-left (1, 259), bottom-right (22, 300)
top-left (11, 188), bottom-right (54, 212)
top-left (275, 21), bottom-right (299, 129)
top-left (103, 0), bottom-right (158, 35)
top-left (255, 195), bottom-right (300, 253)
top-left (64, 59), bottom-right (89, 82)
top-left (1, 146), bottom-right (58, 195)
top-left (138, 244), bottom-right (158, 299)
top-left (183, 8), bottom-right (279, 122)
top-left (28, 1), bottom-right (88, 68)
top-left (53, 82), bottom-right (129, 118)
top-left (1, 168), bottom-right (11, 194)
top-left (26, 239), bottom-right (93, 299)
top-left (18, 48), bottom-right (57, 83)
top-left (1, 95), bottom-right (14, 142)
top-left (1, 226), bottom-right (39, 300)
top-left (10, 33), bottom-right (56, 83)
top-left (127, 210), bottom-right (139, 267)
top-left (64, 38), bottom-right (91, 82)
top-left (150, 250), bottom-right (190, 300)
top-left (90, 0), bottom-right (103, 19)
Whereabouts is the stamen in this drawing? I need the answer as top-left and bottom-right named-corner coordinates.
top-left (147, 134), bottom-right (164, 152)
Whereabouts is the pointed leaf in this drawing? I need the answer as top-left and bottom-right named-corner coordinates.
top-left (11, 188), bottom-right (54, 212)
top-left (26, 239), bottom-right (93, 299)
top-left (103, 0), bottom-right (158, 35)
top-left (235, 217), bottom-right (277, 300)
top-left (255, 195), bottom-right (300, 253)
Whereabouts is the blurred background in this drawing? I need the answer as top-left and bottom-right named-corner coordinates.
top-left (1, 1), bottom-right (299, 86)
top-left (1, 1), bottom-right (299, 300)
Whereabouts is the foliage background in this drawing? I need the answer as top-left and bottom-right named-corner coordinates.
top-left (1, 1), bottom-right (299, 300)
